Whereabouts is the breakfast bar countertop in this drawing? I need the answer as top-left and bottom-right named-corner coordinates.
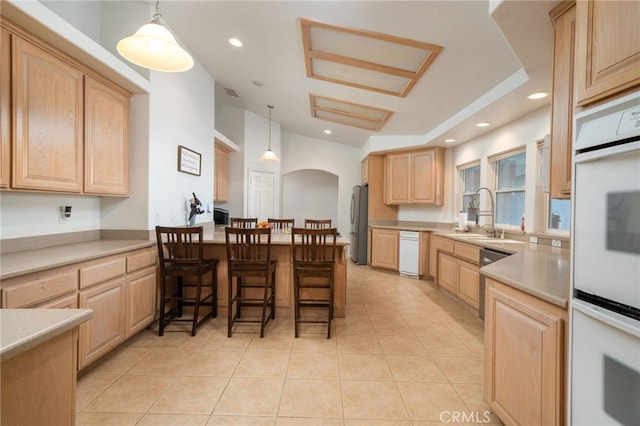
top-left (204, 226), bottom-right (352, 245)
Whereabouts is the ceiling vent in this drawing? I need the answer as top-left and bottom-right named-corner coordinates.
top-left (300, 18), bottom-right (443, 98)
top-left (309, 94), bottom-right (393, 131)
top-left (224, 87), bottom-right (239, 98)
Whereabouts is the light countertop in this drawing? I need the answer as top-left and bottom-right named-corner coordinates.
top-left (0, 240), bottom-right (155, 280)
top-left (0, 308), bottom-right (93, 361)
top-left (370, 221), bottom-right (570, 308)
top-left (205, 226), bottom-right (351, 246)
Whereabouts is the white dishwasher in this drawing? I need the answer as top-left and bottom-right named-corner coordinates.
top-left (399, 231), bottom-right (420, 278)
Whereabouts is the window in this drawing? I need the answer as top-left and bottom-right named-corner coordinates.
top-left (492, 149), bottom-right (526, 227)
top-left (459, 162), bottom-right (481, 220)
top-left (548, 197), bottom-right (570, 232)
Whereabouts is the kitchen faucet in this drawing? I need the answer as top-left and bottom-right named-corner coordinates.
top-left (475, 187), bottom-right (496, 238)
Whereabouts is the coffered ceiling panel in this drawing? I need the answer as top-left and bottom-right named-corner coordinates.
top-left (301, 18), bottom-right (443, 97)
top-left (310, 94), bottom-right (393, 131)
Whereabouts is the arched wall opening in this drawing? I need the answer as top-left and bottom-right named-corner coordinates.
top-left (281, 169), bottom-right (339, 227)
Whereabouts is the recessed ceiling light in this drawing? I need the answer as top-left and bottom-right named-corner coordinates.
top-left (475, 122), bottom-right (490, 128)
top-left (324, 129), bottom-right (332, 134)
top-left (528, 92), bottom-right (548, 100)
top-left (444, 138), bottom-right (455, 143)
top-left (228, 38), bottom-right (243, 47)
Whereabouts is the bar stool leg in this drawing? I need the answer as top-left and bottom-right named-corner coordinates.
top-left (159, 275), bottom-right (166, 336)
top-left (192, 275), bottom-right (202, 336)
top-left (227, 275), bottom-right (233, 338)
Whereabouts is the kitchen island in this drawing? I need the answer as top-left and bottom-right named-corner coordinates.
top-left (1, 308), bottom-right (93, 425)
top-left (201, 227), bottom-right (351, 318)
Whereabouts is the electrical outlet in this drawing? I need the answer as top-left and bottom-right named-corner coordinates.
top-left (58, 206), bottom-right (69, 224)
top-left (552, 239), bottom-right (562, 248)
top-left (529, 236), bottom-right (538, 244)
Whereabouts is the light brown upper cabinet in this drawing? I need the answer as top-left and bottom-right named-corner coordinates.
top-left (2, 18), bottom-right (131, 196)
top-left (85, 76), bottom-right (130, 196)
top-left (361, 156), bottom-right (369, 185)
top-left (549, 1), bottom-right (576, 199)
top-left (575, 0), bottom-right (640, 106)
top-left (384, 147), bottom-right (445, 205)
top-left (214, 139), bottom-right (230, 202)
top-left (1, 27), bottom-right (10, 188)
top-left (12, 34), bottom-right (84, 193)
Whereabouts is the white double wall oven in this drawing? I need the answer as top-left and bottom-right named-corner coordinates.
top-left (570, 91), bottom-right (640, 425)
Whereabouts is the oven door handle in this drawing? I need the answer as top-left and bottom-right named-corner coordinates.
top-left (575, 140), bottom-right (640, 164)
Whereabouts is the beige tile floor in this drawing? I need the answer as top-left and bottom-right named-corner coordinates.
top-left (77, 264), bottom-right (503, 425)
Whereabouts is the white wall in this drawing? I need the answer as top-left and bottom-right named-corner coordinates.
top-left (0, 193), bottom-right (101, 239)
top-left (281, 132), bottom-right (361, 236)
top-left (282, 170), bottom-right (339, 227)
top-left (147, 68), bottom-right (216, 228)
top-left (445, 105), bottom-right (551, 231)
top-left (242, 110), bottom-right (282, 218)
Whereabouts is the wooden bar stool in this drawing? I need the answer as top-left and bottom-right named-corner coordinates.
top-left (291, 227), bottom-right (337, 338)
top-left (155, 226), bottom-right (218, 336)
top-left (304, 219), bottom-right (332, 229)
top-left (225, 227), bottom-right (277, 338)
top-left (268, 218), bottom-right (295, 231)
top-left (230, 218), bottom-right (258, 228)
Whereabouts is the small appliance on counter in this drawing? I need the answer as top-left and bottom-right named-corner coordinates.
top-left (214, 207), bottom-right (229, 225)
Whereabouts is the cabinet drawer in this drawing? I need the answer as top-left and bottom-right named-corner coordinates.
top-left (127, 248), bottom-right (157, 273)
top-left (433, 237), bottom-right (454, 254)
top-left (454, 242), bottom-right (479, 264)
top-left (80, 257), bottom-right (126, 289)
top-left (35, 293), bottom-right (78, 309)
top-left (2, 270), bottom-right (78, 308)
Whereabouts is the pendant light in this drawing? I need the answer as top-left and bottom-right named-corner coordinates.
top-left (117, 0), bottom-right (194, 72)
top-left (260, 105), bottom-right (279, 162)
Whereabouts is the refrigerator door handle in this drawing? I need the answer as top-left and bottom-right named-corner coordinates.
top-left (350, 194), bottom-right (356, 224)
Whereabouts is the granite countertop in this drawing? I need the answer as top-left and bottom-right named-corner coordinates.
top-left (0, 240), bottom-right (155, 280)
top-left (370, 221), bottom-right (570, 308)
top-left (0, 308), bottom-right (93, 361)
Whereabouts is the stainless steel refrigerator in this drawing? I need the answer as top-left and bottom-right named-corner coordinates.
top-left (350, 185), bottom-right (368, 264)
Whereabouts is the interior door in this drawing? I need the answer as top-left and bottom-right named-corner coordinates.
top-left (248, 170), bottom-right (274, 220)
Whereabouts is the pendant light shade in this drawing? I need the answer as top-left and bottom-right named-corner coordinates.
top-left (117, 1), bottom-right (193, 72)
top-left (260, 105), bottom-right (279, 162)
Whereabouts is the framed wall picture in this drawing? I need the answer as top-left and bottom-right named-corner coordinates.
top-left (178, 145), bottom-right (201, 176)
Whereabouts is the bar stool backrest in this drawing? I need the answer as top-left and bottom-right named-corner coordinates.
top-left (156, 226), bottom-right (204, 267)
top-left (230, 218), bottom-right (258, 228)
top-left (291, 227), bottom-right (337, 264)
top-left (225, 227), bottom-right (272, 267)
top-left (304, 219), bottom-right (332, 229)
top-left (268, 218), bottom-right (295, 230)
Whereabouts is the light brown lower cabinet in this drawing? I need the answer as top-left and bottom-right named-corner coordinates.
top-left (434, 238), bottom-right (480, 311)
top-left (78, 277), bottom-right (127, 370)
top-left (0, 246), bottom-right (157, 371)
top-left (125, 266), bottom-right (157, 338)
top-left (370, 228), bottom-right (399, 271)
top-left (484, 277), bottom-right (566, 426)
top-left (1, 328), bottom-right (78, 426)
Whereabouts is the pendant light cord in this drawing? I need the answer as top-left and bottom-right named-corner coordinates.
top-left (268, 105), bottom-right (274, 150)
top-left (152, 0), bottom-right (162, 23)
